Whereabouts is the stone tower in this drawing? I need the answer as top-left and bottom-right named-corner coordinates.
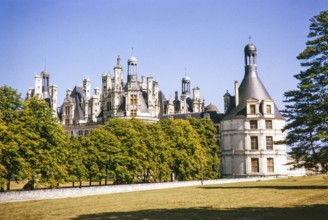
top-left (26, 70), bottom-right (58, 115)
top-left (220, 43), bottom-right (288, 177)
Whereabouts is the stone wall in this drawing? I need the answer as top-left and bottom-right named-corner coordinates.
top-left (0, 176), bottom-right (286, 203)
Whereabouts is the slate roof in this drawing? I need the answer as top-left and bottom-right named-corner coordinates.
top-left (223, 66), bottom-right (284, 120)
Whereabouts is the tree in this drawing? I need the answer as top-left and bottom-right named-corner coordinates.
top-left (188, 118), bottom-right (220, 180)
top-left (21, 97), bottom-right (70, 189)
top-left (103, 118), bottom-right (147, 184)
top-left (0, 86), bottom-right (28, 191)
top-left (143, 122), bottom-right (172, 182)
top-left (283, 10), bottom-right (328, 173)
top-left (67, 136), bottom-right (87, 187)
top-left (160, 118), bottom-right (203, 181)
top-left (85, 127), bottom-right (122, 185)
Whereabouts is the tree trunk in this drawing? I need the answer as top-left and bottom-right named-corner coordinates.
top-left (72, 182), bottom-right (75, 187)
top-left (79, 181), bottom-right (82, 188)
top-left (6, 181), bottom-right (10, 191)
top-left (89, 177), bottom-right (92, 186)
top-left (105, 168), bottom-right (108, 185)
top-left (99, 178), bottom-right (101, 186)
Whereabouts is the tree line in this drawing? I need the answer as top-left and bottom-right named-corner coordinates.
top-left (0, 86), bottom-right (220, 191)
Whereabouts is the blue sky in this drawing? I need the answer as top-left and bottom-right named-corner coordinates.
top-left (0, 0), bottom-right (327, 111)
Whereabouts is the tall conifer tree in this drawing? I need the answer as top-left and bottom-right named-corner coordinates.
top-left (283, 10), bottom-right (328, 173)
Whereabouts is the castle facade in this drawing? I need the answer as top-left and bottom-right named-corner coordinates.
top-left (27, 43), bottom-right (288, 177)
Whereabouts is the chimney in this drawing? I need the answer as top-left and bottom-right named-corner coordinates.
top-left (234, 80), bottom-right (239, 107)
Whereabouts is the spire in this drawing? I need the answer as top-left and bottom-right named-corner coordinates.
top-left (117, 55), bottom-right (121, 66)
top-left (240, 43), bottom-right (269, 104)
top-left (114, 55), bottom-right (122, 69)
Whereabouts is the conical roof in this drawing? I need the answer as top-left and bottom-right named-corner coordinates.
top-left (223, 44), bottom-right (284, 120)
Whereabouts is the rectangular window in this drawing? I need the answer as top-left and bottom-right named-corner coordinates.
top-left (131, 109), bottom-right (137, 117)
top-left (266, 105), bottom-right (272, 114)
top-left (267, 158), bottom-right (274, 172)
top-left (130, 94), bottom-right (137, 105)
top-left (250, 120), bottom-right (258, 129)
top-left (251, 158), bottom-right (259, 173)
top-left (84, 130), bottom-right (89, 136)
top-left (78, 130), bottom-right (83, 136)
top-left (65, 119), bottom-right (70, 125)
top-left (250, 104), bottom-right (256, 114)
top-left (251, 136), bottom-right (258, 150)
top-left (265, 120), bottom-right (272, 129)
top-left (65, 106), bottom-right (71, 115)
top-left (266, 136), bottom-right (273, 150)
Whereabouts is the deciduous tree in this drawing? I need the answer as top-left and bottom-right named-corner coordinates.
top-left (188, 118), bottom-right (220, 179)
top-left (160, 118), bottom-right (203, 181)
top-left (21, 97), bottom-right (69, 189)
top-left (0, 86), bottom-right (27, 191)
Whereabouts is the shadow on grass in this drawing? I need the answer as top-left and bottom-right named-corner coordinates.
top-left (72, 204), bottom-right (328, 220)
top-left (199, 185), bottom-right (328, 190)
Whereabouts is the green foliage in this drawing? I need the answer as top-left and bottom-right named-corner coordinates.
top-left (0, 86), bottom-right (27, 191)
top-left (144, 122), bottom-right (172, 182)
top-left (0, 88), bottom-right (70, 190)
top-left (0, 84), bottom-right (221, 190)
top-left (67, 136), bottom-right (87, 185)
top-left (283, 10), bottom-right (328, 173)
top-left (160, 118), bottom-right (203, 181)
top-left (84, 127), bottom-right (122, 184)
top-left (188, 118), bottom-right (220, 179)
top-left (102, 118), bottom-right (148, 184)
top-left (21, 98), bottom-right (70, 188)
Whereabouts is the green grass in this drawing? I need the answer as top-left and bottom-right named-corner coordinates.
top-left (1, 175), bottom-right (328, 220)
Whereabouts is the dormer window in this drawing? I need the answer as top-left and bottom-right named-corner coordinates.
top-left (246, 98), bottom-right (259, 117)
top-left (266, 105), bottom-right (272, 114)
top-left (250, 105), bottom-right (256, 114)
top-left (261, 99), bottom-right (274, 117)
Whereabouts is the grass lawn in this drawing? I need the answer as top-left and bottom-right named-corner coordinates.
top-left (1, 175), bottom-right (327, 220)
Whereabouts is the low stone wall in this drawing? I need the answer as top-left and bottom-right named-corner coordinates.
top-left (0, 176), bottom-right (285, 203)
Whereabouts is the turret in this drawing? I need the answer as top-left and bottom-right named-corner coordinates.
top-left (102, 73), bottom-right (111, 94)
top-left (223, 90), bottom-right (231, 113)
top-left (181, 75), bottom-right (190, 96)
top-left (83, 77), bottom-right (91, 100)
top-left (127, 56), bottom-right (138, 82)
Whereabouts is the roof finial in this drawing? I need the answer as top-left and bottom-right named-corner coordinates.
top-left (44, 57), bottom-right (47, 71)
top-left (131, 47), bottom-right (134, 56)
top-left (117, 55), bottom-right (121, 65)
top-left (249, 36), bottom-right (252, 44)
